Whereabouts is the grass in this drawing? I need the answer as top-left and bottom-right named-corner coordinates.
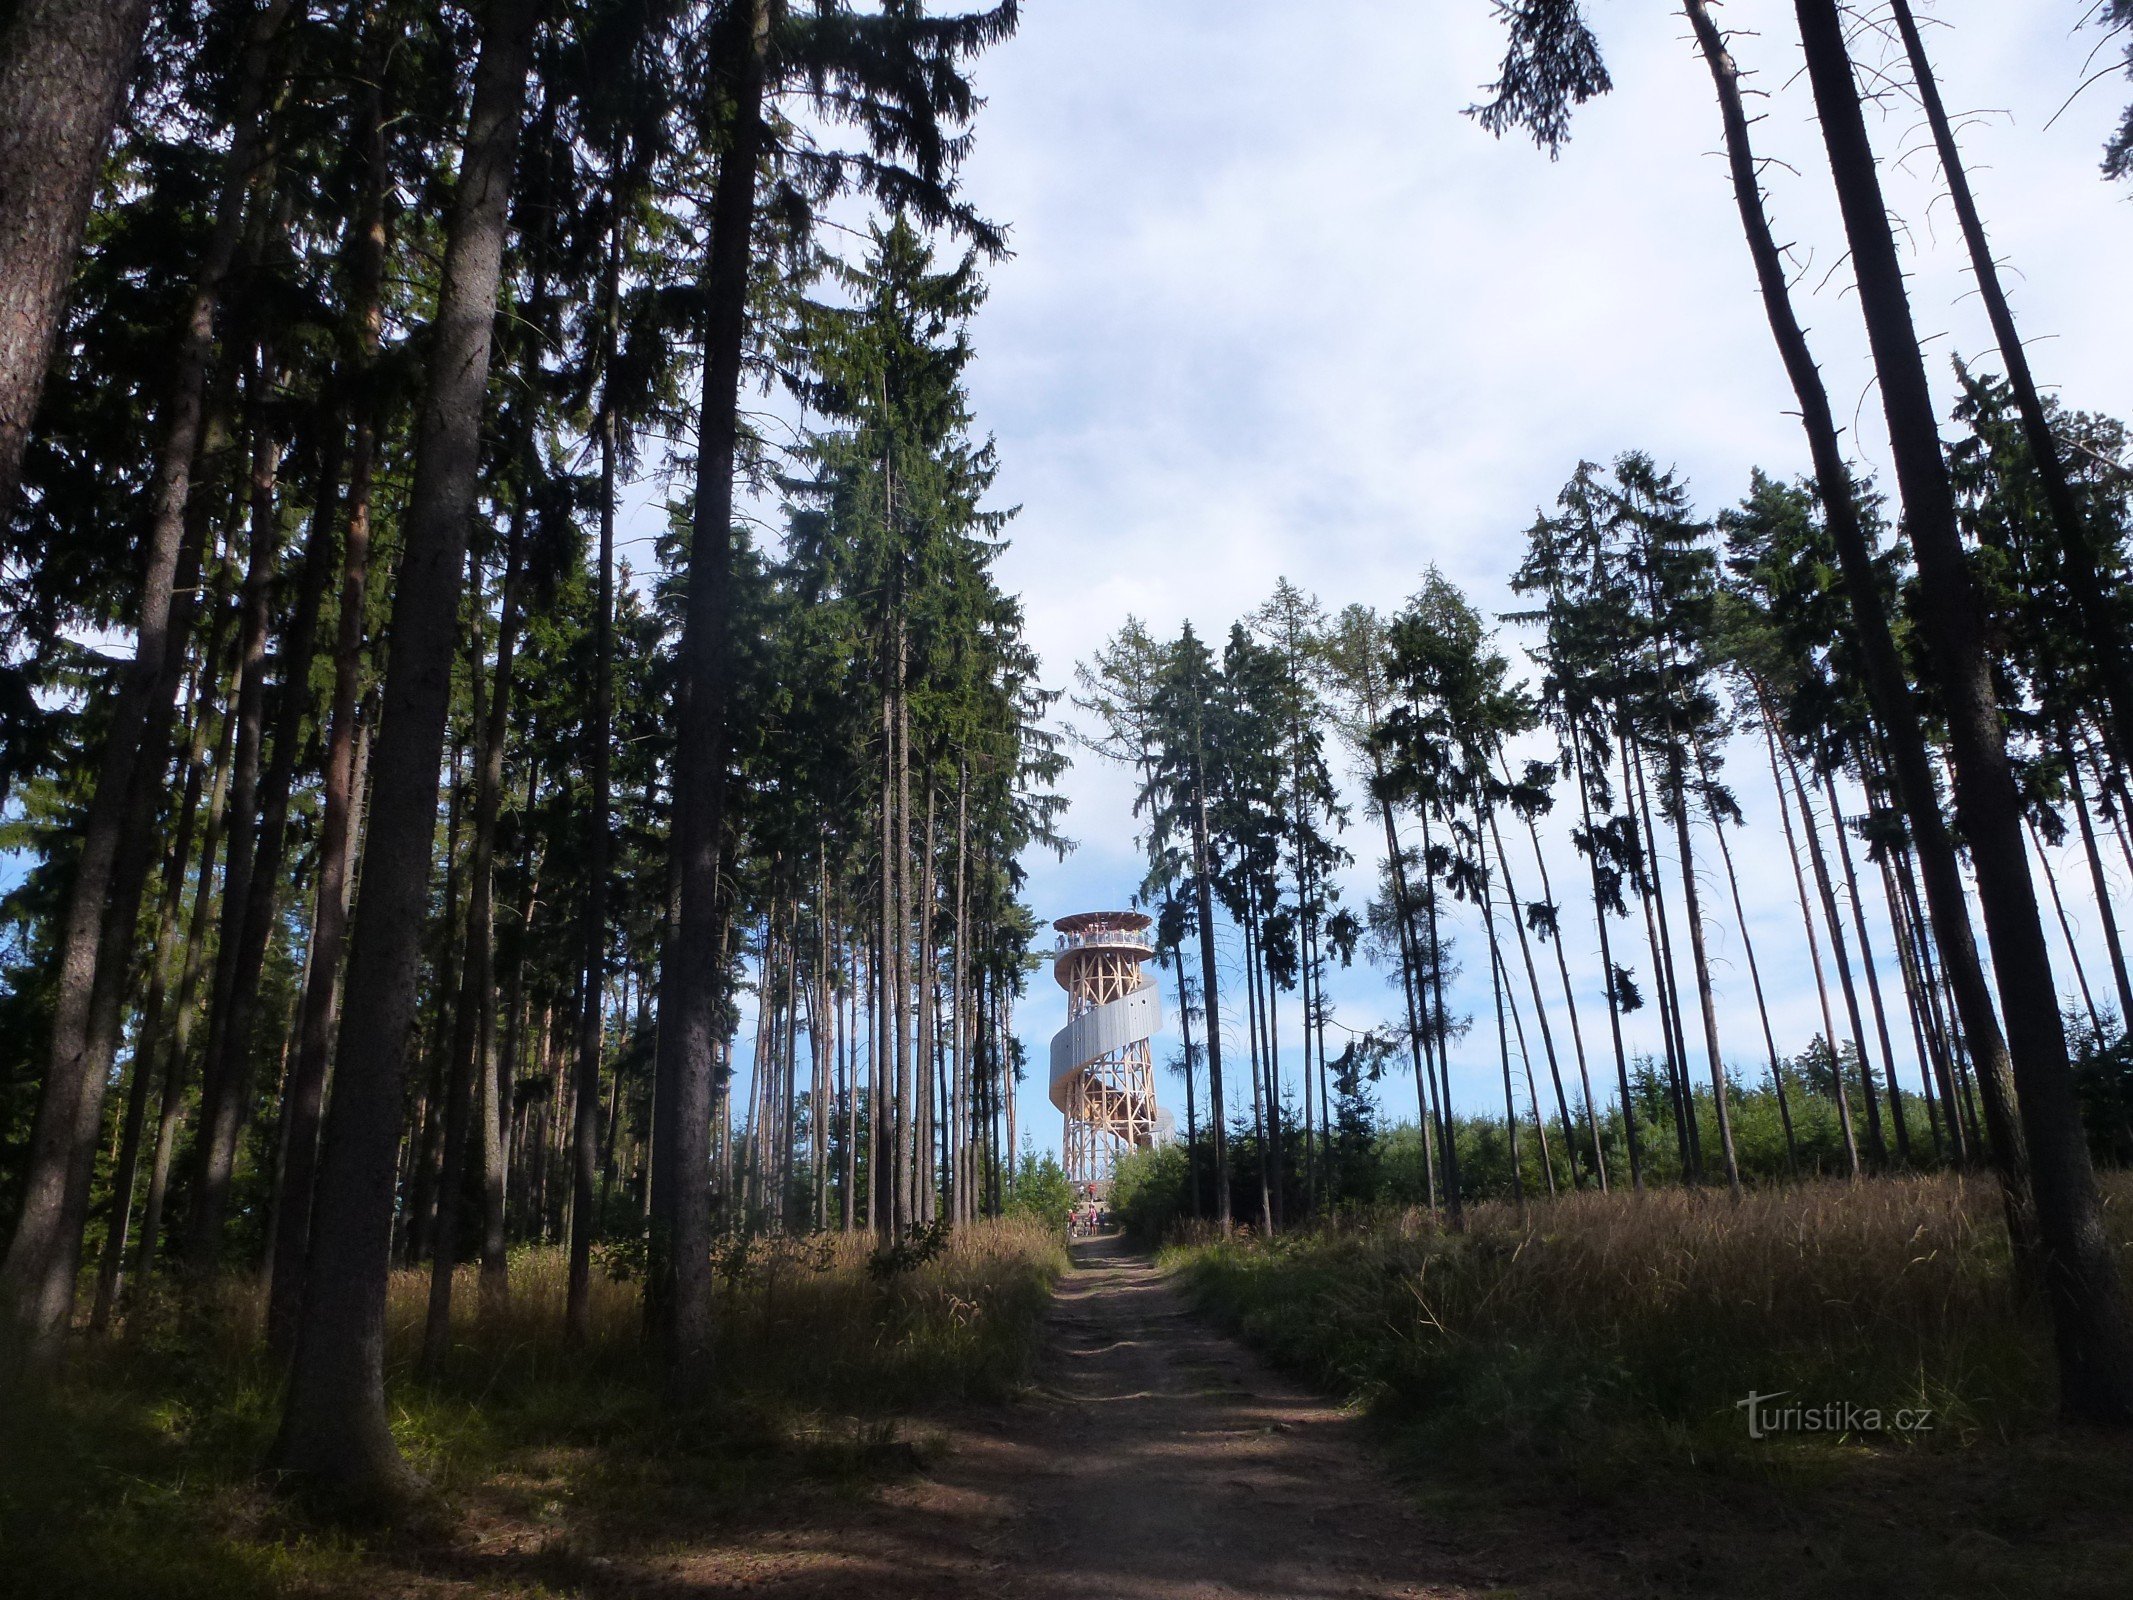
top-left (0, 1218), bottom-right (1066, 1599)
top-left (1164, 1173), bottom-right (2133, 1598)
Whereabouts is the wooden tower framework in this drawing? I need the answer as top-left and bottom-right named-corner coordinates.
top-left (1050, 911), bottom-right (1162, 1192)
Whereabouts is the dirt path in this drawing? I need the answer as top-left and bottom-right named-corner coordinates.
top-left (636, 1234), bottom-right (1487, 1599)
top-left (934, 1231), bottom-right (1488, 1599)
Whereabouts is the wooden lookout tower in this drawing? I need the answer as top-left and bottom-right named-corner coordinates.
top-left (1049, 911), bottom-right (1163, 1191)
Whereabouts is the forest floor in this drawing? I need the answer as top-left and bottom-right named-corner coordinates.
top-left (14, 1219), bottom-right (2133, 1597)
top-left (354, 1228), bottom-right (2133, 1599)
top-left (357, 1233), bottom-right (1496, 1599)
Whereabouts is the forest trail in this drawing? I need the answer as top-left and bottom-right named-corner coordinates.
top-left (633, 1235), bottom-right (1496, 1599)
top-left (929, 1232), bottom-right (1486, 1599)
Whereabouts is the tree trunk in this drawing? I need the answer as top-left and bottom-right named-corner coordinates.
top-left (1191, 778), bottom-right (1230, 1227)
top-left (1688, 0), bottom-right (2014, 1200)
top-left (0, 0), bottom-right (153, 512)
top-left (649, 0), bottom-right (766, 1367)
top-left (1624, 735), bottom-right (1697, 1179)
top-left (136, 634), bottom-right (241, 1298)
top-left (184, 383), bottom-right (287, 1275)
top-left (270, 87), bottom-right (390, 1351)
top-left (568, 240), bottom-right (619, 1332)
top-left (1823, 767), bottom-right (1901, 1165)
top-left (1378, 784), bottom-right (1439, 1210)
top-left (2066, 736), bottom-right (2133, 1026)
top-left (1508, 755), bottom-right (1604, 1189)
top-left (1889, 0), bottom-right (2133, 773)
top-left (1, 0), bottom-right (292, 1357)
top-left (1480, 821), bottom-right (1524, 1209)
top-left (91, 654), bottom-right (218, 1330)
top-left (1486, 803), bottom-right (1580, 1187)
top-left (1568, 727), bottom-right (1637, 1188)
top-left (1793, 754), bottom-right (1877, 1169)
top-left (1755, 691), bottom-right (1858, 1174)
top-left (1712, 803), bottom-right (1797, 1173)
top-left (1417, 798), bottom-right (1462, 1223)
top-left (2032, 816), bottom-right (2104, 1033)
top-left (1795, 0), bottom-right (2133, 1422)
top-left (269, 0), bottom-right (540, 1497)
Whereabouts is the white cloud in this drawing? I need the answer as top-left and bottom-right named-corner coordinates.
top-left (945, 2), bottom-right (2133, 1158)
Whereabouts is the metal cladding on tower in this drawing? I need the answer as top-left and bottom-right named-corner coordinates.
top-left (1050, 911), bottom-right (1163, 1190)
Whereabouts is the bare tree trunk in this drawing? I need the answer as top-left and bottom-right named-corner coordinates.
top-left (2, 1), bottom-right (293, 1356)
top-left (1378, 785), bottom-right (1438, 1210)
top-left (1795, 0), bottom-right (2133, 1422)
top-left (92, 655), bottom-right (218, 1330)
top-left (1417, 800), bottom-right (1462, 1224)
top-left (2066, 737), bottom-right (2133, 1027)
top-left (0, 0), bottom-right (152, 511)
top-left (1880, 845), bottom-right (1948, 1159)
top-left (842, 918), bottom-right (859, 1232)
top-left (1498, 936), bottom-right (1554, 1196)
top-left (650, 0), bottom-right (766, 1369)
top-left (1242, 909), bottom-right (1274, 1238)
top-left (1625, 736), bottom-right (1697, 1178)
top-left (2032, 816), bottom-right (2104, 1033)
top-left (569, 285), bottom-right (617, 1329)
top-left (267, 97), bottom-right (387, 1351)
top-left (1568, 729), bottom-right (1637, 1188)
top-left (951, 780), bottom-right (969, 1226)
top-left (1480, 821), bottom-right (1524, 1210)
top-left (1172, 946), bottom-right (1204, 1215)
top-left (1893, 837), bottom-right (1971, 1164)
top-left (893, 657), bottom-right (914, 1232)
top-left (1793, 754), bottom-right (1877, 1169)
top-left (1754, 693), bottom-right (1858, 1174)
top-left (183, 380), bottom-right (287, 1274)
top-left (270, 0), bottom-right (540, 1496)
top-left (1889, 0), bottom-right (2133, 771)
top-left (1191, 776), bottom-right (1231, 1227)
top-left (1823, 767), bottom-right (1900, 1164)
top-left (1688, 0), bottom-right (2024, 1210)
top-left (1509, 757), bottom-right (1604, 1188)
top-left (1486, 803), bottom-right (1579, 1187)
top-left (137, 635), bottom-right (241, 1298)
top-left (198, 363), bottom-right (343, 1278)
top-left (1709, 799), bottom-right (1797, 1171)
top-left (915, 777), bottom-right (939, 1224)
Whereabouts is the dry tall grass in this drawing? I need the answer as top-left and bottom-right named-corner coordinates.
top-left (387, 1216), bottom-right (1068, 1411)
top-left (1172, 1173), bottom-right (2133, 1462)
top-left (3, 1218), bottom-right (1067, 1599)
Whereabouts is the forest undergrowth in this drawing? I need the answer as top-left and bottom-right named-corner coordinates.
top-left (1167, 1172), bottom-right (2133, 1596)
top-left (0, 1217), bottom-right (1066, 1600)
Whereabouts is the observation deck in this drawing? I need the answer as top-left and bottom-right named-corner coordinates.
top-left (1048, 911), bottom-right (1162, 1188)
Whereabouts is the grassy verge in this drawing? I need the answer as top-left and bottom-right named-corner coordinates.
top-left (1, 1218), bottom-right (1066, 1599)
top-left (1164, 1174), bottom-right (2133, 1598)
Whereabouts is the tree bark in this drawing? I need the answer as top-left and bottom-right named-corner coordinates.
top-left (1191, 777), bottom-right (1230, 1227)
top-left (1687, 0), bottom-right (2020, 1206)
top-left (1823, 767), bottom-right (1900, 1164)
top-left (1889, 0), bottom-right (2133, 774)
top-left (1568, 727), bottom-right (1638, 1188)
top-left (1486, 803), bottom-right (1580, 1187)
top-left (568, 216), bottom-right (621, 1338)
top-left (266, 72), bottom-right (389, 1353)
top-left (91, 655), bottom-right (217, 1329)
top-left (0, 0), bottom-right (153, 512)
top-left (1795, 0), bottom-right (2133, 1423)
top-left (269, 0), bottom-right (541, 1497)
top-left (0, 0), bottom-right (293, 1358)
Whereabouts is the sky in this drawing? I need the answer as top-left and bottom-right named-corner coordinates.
top-left (692, 1), bottom-right (2133, 1164)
